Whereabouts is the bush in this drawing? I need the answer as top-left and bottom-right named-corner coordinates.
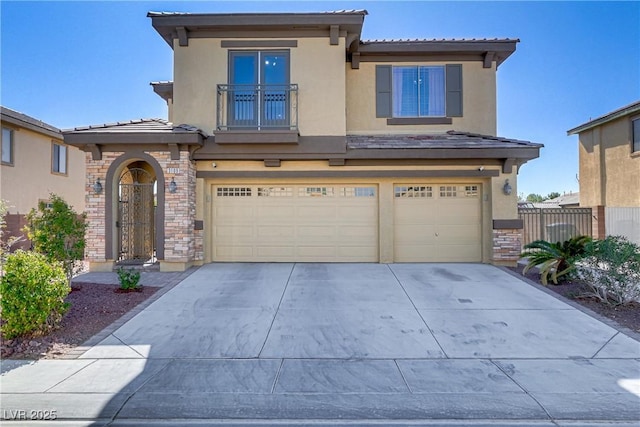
top-left (0, 250), bottom-right (70, 339)
top-left (576, 236), bottom-right (640, 306)
top-left (117, 267), bottom-right (141, 291)
top-left (520, 235), bottom-right (592, 285)
top-left (25, 194), bottom-right (86, 285)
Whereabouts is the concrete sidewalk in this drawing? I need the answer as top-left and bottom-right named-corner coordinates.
top-left (1, 263), bottom-right (639, 426)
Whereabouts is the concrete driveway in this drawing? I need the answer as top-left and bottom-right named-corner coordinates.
top-left (1, 263), bottom-right (639, 426)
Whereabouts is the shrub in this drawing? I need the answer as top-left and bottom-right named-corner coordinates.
top-left (576, 236), bottom-right (640, 306)
top-left (0, 250), bottom-right (69, 339)
top-left (520, 235), bottom-right (592, 285)
top-left (25, 194), bottom-right (86, 285)
top-left (117, 267), bottom-right (141, 291)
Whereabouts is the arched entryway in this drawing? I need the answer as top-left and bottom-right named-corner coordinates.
top-left (117, 164), bottom-right (156, 264)
top-left (104, 152), bottom-right (166, 266)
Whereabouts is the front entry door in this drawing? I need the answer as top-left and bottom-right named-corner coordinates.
top-left (118, 167), bottom-right (155, 263)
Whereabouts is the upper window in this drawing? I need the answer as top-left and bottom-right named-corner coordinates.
top-left (1, 127), bottom-right (13, 165)
top-left (227, 50), bottom-right (290, 129)
top-left (392, 66), bottom-right (445, 117)
top-left (376, 64), bottom-right (462, 120)
top-left (52, 142), bottom-right (67, 174)
top-left (633, 118), bottom-right (640, 153)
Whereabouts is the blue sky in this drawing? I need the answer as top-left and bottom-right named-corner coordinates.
top-left (1, 1), bottom-right (638, 198)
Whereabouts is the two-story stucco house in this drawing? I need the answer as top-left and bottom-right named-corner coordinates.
top-left (1, 106), bottom-right (86, 249)
top-left (567, 100), bottom-right (640, 243)
top-left (64, 10), bottom-right (542, 272)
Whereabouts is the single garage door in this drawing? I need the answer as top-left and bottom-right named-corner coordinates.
top-left (212, 184), bottom-right (378, 262)
top-left (394, 184), bottom-right (482, 262)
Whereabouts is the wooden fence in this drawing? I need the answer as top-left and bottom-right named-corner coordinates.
top-left (518, 208), bottom-right (593, 247)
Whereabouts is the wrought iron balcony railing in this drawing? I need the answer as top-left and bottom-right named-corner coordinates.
top-left (217, 84), bottom-right (298, 131)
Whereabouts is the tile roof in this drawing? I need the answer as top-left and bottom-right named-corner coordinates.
top-left (347, 131), bottom-right (542, 150)
top-left (147, 10), bottom-right (368, 16)
top-left (361, 38), bottom-right (517, 43)
top-left (64, 118), bottom-right (206, 136)
top-left (0, 106), bottom-right (61, 136)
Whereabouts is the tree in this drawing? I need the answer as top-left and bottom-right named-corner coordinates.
top-left (526, 193), bottom-right (544, 203)
top-left (25, 194), bottom-right (87, 285)
top-left (546, 192), bottom-right (561, 200)
top-left (0, 200), bottom-right (23, 276)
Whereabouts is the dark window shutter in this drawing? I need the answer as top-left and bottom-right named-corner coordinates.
top-left (376, 65), bottom-right (392, 118)
top-left (446, 64), bottom-right (463, 117)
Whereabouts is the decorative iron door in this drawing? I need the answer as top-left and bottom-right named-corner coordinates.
top-left (118, 168), bottom-right (155, 263)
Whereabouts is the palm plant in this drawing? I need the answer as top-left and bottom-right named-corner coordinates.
top-left (520, 235), bottom-right (592, 285)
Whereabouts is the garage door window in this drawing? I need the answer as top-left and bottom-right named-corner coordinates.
top-left (217, 187), bottom-right (252, 197)
top-left (395, 186), bottom-right (433, 198)
top-left (300, 187), bottom-right (334, 197)
top-left (465, 185), bottom-right (479, 197)
top-left (258, 187), bottom-right (293, 197)
top-left (341, 186), bottom-right (376, 197)
top-left (439, 186), bottom-right (458, 198)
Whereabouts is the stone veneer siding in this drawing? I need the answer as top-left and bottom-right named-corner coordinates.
top-left (492, 228), bottom-right (522, 264)
top-left (84, 150), bottom-right (202, 267)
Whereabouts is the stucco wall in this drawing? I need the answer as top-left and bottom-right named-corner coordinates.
top-left (0, 126), bottom-right (85, 214)
top-left (346, 61), bottom-right (497, 136)
top-left (172, 37), bottom-right (346, 136)
top-left (578, 115), bottom-right (640, 207)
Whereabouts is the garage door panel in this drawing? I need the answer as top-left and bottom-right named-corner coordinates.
top-left (256, 246), bottom-right (296, 258)
top-left (296, 206), bottom-right (336, 219)
top-left (337, 246), bottom-right (378, 258)
top-left (212, 184), bottom-right (378, 262)
top-left (256, 226), bottom-right (295, 238)
top-left (438, 224), bottom-right (481, 239)
top-left (297, 246), bottom-right (337, 257)
top-left (257, 205), bottom-right (295, 219)
top-left (338, 225), bottom-right (378, 239)
top-left (215, 226), bottom-right (253, 239)
top-left (214, 206), bottom-right (254, 220)
top-left (215, 245), bottom-right (254, 258)
top-left (298, 226), bottom-right (335, 238)
top-left (394, 183), bottom-right (482, 262)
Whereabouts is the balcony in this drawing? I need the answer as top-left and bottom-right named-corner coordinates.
top-left (216, 84), bottom-right (299, 144)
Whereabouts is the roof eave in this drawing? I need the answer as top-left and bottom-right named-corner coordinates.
top-left (1, 109), bottom-right (62, 140)
top-left (356, 40), bottom-right (518, 66)
top-left (148, 11), bottom-right (367, 49)
top-left (567, 101), bottom-right (640, 135)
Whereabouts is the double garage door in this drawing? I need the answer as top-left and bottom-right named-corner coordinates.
top-left (211, 183), bottom-right (481, 262)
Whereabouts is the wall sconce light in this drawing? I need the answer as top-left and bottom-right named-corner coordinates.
top-left (93, 178), bottom-right (103, 194)
top-left (503, 179), bottom-right (512, 196)
top-left (168, 178), bottom-right (178, 194)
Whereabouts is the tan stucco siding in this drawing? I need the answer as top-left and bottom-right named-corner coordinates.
top-left (172, 38), bottom-right (346, 136)
top-left (0, 127), bottom-right (85, 214)
top-left (578, 115), bottom-right (640, 207)
top-left (346, 61), bottom-right (497, 136)
top-left (197, 159), bottom-right (518, 264)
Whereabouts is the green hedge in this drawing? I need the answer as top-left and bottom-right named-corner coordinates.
top-left (0, 250), bottom-right (70, 339)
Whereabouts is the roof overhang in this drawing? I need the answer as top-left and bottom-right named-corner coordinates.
top-left (567, 100), bottom-right (640, 135)
top-left (1, 107), bottom-right (62, 140)
top-left (150, 81), bottom-right (174, 102)
top-left (63, 120), bottom-right (206, 161)
top-left (147, 11), bottom-right (367, 51)
top-left (355, 39), bottom-right (519, 68)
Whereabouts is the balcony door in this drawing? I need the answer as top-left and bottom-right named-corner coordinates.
top-left (229, 50), bottom-right (290, 129)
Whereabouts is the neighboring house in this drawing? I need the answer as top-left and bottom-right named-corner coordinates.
top-left (531, 192), bottom-right (580, 209)
top-left (1, 107), bottom-right (85, 249)
top-left (567, 101), bottom-right (640, 243)
top-left (64, 10), bottom-right (542, 272)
